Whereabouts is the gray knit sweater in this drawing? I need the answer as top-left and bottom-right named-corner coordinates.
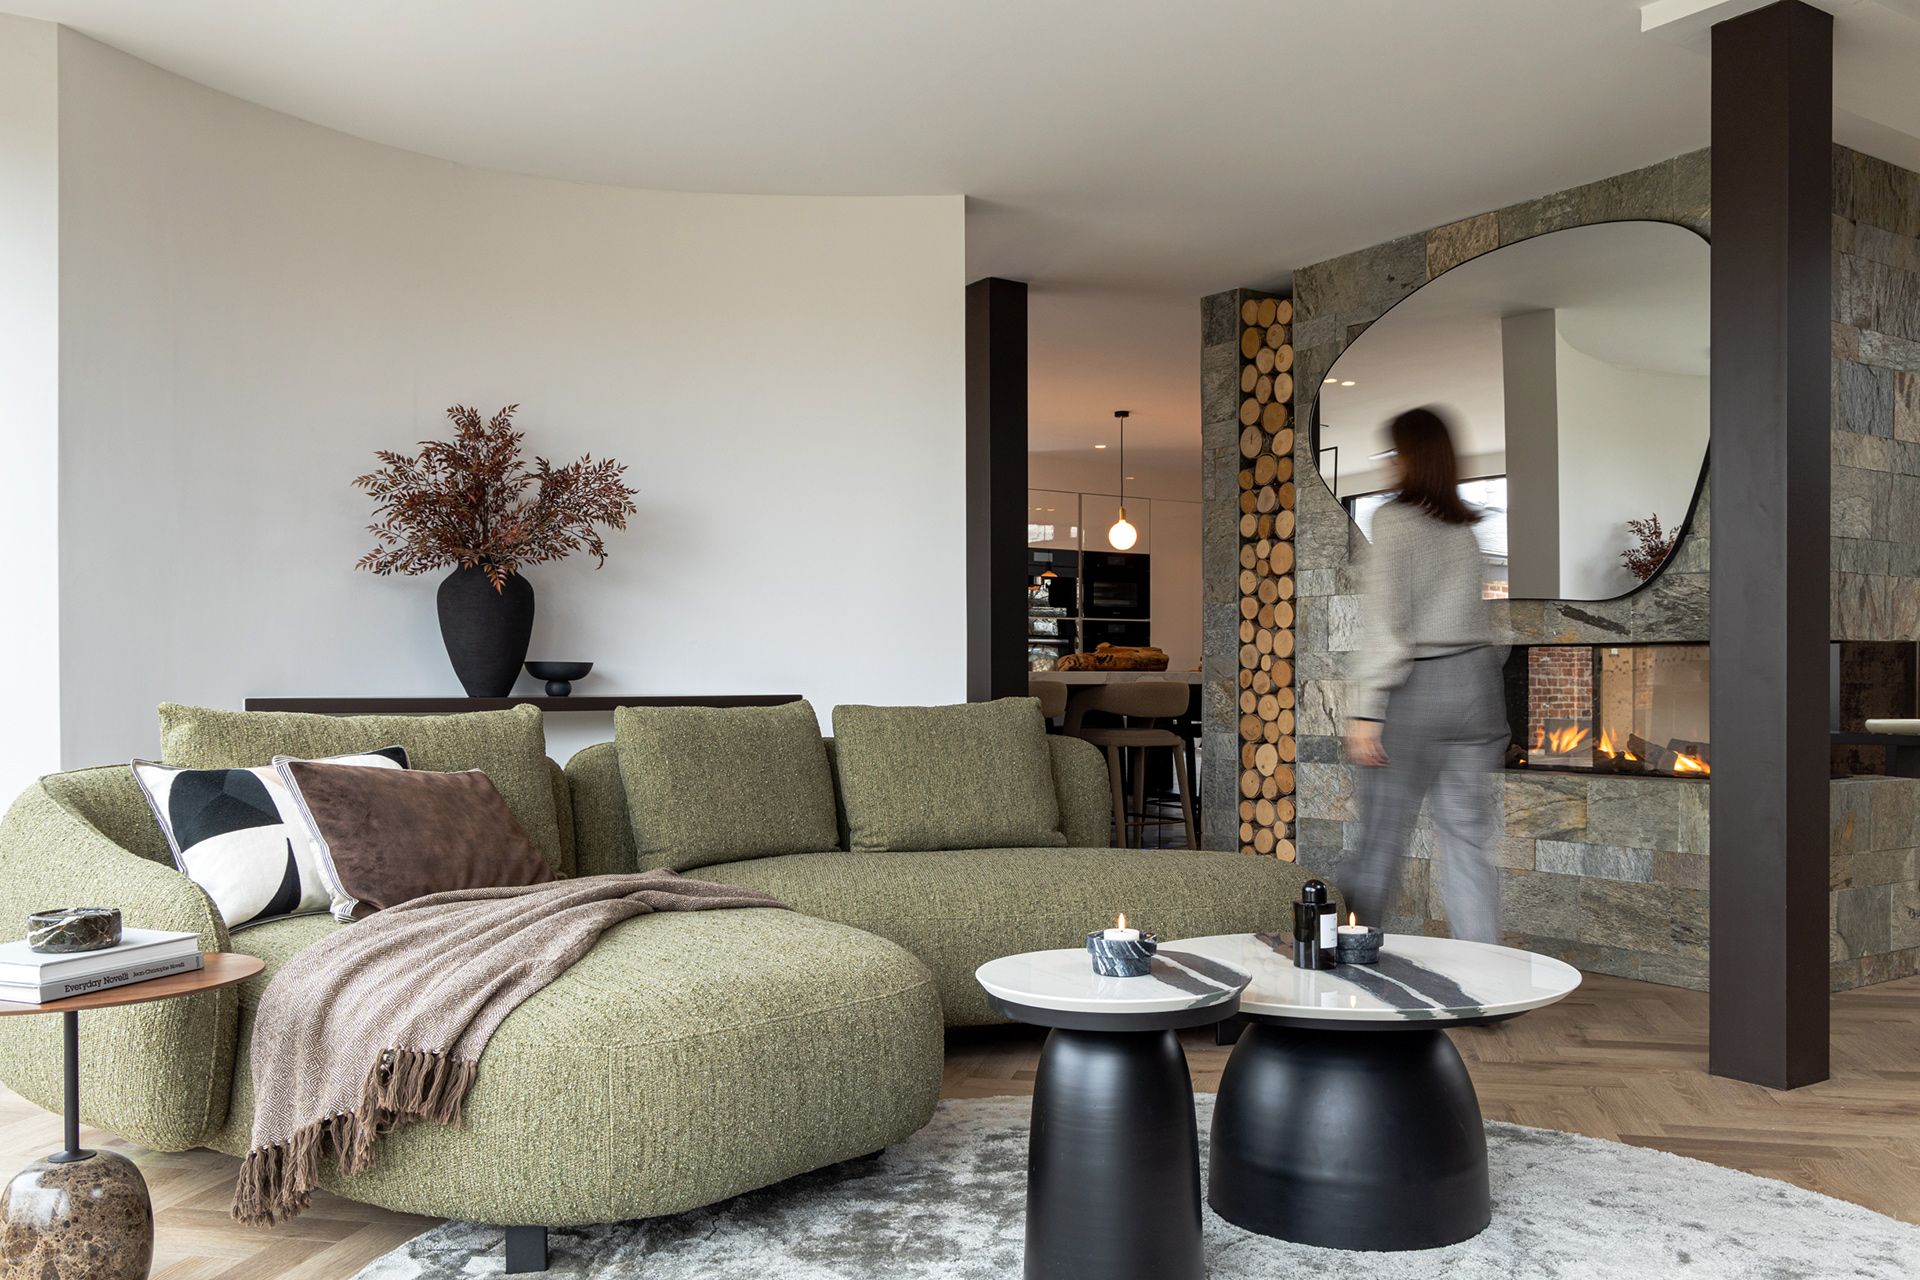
top-left (1350, 502), bottom-right (1492, 721)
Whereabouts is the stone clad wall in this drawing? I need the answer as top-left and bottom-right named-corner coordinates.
top-left (1831, 147), bottom-right (1920, 640)
top-left (1281, 152), bottom-right (1716, 988)
top-left (1199, 290), bottom-right (1257, 848)
top-left (1827, 146), bottom-right (1920, 991)
top-left (1831, 776), bottom-right (1920, 990)
top-left (1203, 145), bottom-right (1920, 990)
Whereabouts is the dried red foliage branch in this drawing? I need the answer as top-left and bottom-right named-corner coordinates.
top-left (354, 405), bottom-right (638, 592)
top-left (1620, 513), bottom-right (1675, 583)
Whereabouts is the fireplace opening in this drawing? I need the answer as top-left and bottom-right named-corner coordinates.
top-left (1831, 641), bottom-right (1919, 777)
top-left (1503, 644), bottom-right (1710, 778)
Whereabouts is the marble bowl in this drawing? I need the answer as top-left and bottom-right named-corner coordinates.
top-left (1086, 931), bottom-right (1158, 978)
top-left (27, 907), bottom-right (122, 954)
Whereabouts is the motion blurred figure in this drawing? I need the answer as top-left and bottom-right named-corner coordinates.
top-left (1342, 407), bottom-right (1503, 942)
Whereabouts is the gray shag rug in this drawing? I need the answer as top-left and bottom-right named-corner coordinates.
top-left (356, 1095), bottom-right (1920, 1278)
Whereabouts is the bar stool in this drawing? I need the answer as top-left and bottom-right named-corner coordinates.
top-left (1029, 678), bottom-right (1069, 728)
top-left (1065, 681), bottom-right (1196, 849)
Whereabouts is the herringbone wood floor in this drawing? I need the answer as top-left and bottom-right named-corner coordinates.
top-left (4, 973), bottom-right (1916, 1277)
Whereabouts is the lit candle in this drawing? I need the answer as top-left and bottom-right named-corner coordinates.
top-left (1332, 911), bottom-right (1384, 965)
top-left (1102, 912), bottom-right (1142, 943)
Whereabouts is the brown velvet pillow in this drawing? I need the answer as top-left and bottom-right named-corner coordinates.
top-left (276, 759), bottom-right (553, 921)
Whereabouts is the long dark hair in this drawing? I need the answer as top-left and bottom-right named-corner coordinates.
top-left (1388, 406), bottom-right (1479, 526)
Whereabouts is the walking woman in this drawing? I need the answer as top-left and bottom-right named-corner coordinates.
top-left (1343, 407), bottom-right (1504, 942)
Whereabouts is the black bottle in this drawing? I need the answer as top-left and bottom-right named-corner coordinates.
top-left (1293, 880), bottom-right (1332, 970)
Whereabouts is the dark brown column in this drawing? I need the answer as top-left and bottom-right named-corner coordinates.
top-left (1708, 0), bottom-right (1832, 1089)
top-left (966, 277), bottom-right (1029, 702)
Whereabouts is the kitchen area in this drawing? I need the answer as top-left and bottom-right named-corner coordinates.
top-left (1011, 290), bottom-right (1206, 845)
top-left (1025, 407), bottom-right (1204, 846)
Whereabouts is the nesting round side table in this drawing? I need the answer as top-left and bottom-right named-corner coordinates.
top-left (976, 946), bottom-right (1250, 1280)
top-left (1175, 932), bottom-right (1580, 1252)
top-left (0, 953), bottom-right (263, 1280)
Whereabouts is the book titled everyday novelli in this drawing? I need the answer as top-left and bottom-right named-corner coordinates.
top-left (0, 928), bottom-right (202, 1004)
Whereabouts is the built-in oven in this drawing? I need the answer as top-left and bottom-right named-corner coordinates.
top-left (1080, 551), bottom-right (1150, 620)
top-left (1082, 619), bottom-right (1149, 650)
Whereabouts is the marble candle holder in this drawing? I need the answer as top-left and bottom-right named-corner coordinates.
top-left (1334, 925), bottom-right (1384, 966)
top-left (28, 907), bottom-right (122, 954)
top-left (1086, 931), bottom-right (1158, 978)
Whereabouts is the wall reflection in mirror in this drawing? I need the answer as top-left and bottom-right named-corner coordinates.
top-left (1312, 221), bottom-right (1709, 601)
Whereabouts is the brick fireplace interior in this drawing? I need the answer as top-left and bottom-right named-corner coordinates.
top-left (1504, 644), bottom-right (1711, 778)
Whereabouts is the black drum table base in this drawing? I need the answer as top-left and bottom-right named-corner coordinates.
top-left (1027, 1027), bottom-right (1204, 1280)
top-left (1208, 1021), bottom-right (1489, 1251)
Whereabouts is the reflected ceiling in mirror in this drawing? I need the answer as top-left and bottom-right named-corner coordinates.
top-left (1312, 221), bottom-right (1708, 602)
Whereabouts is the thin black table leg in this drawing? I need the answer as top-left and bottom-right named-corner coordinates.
top-left (1026, 1027), bottom-right (1203, 1280)
top-left (47, 1010), bottom-right (91, 1164)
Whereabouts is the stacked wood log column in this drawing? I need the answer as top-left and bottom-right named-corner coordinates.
top-left (1234, 296), bottom-right (1297, 860)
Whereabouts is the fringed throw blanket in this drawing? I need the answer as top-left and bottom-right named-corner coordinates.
top-left (233, 871), bottom-right (788, 1226)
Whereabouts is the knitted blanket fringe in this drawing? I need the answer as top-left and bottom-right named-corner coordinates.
top-left (234, 1047), bottom-right (479, 1226)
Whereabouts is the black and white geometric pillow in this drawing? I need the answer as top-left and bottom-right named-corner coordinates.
top-left (131, 747), bottom-right (409, 929)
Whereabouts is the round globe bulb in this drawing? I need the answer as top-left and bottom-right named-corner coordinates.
top-left (1108, 516), bottom-right (1138, 550)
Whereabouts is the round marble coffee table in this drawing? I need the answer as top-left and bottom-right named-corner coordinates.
top-left (976, 946), bottom-right (1250, 1280)
top-left (1174, 932), bottom-right (1580, 1252)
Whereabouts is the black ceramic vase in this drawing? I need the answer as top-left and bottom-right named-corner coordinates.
top-left (436, 565), bottom-right (535, 697)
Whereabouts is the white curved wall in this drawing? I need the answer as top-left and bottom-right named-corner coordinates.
top-left (48, 29), bottom-right (965, 768)
top-left (1553, 332), bottom-right (1708, 599)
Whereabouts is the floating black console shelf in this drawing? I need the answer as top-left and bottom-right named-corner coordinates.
top-left (243, 695), bottom-right (802, 715)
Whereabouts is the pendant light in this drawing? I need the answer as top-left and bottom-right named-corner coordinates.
top-left (1108, 410), bottom-right (1138, 550)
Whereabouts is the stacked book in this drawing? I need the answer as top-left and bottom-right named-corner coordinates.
top-left (0, 929), bottom-right (203, 1005)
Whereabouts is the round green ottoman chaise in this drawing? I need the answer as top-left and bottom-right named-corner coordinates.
top-left (206, 909), bottom-right (945, 1227)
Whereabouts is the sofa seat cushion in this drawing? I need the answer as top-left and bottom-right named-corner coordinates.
top-left (212, 906), bottom-right (941, 1224)
top-left (699, 847), bottom-right (1334, 1025)
top-left (157, 703), bottom-right (570, 877)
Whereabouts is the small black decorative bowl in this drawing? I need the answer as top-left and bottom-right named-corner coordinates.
top-left (1086, 930), bottom-right (1158, 978)
top-left (1335, 926), bottom-right (1385, 966)
top-left (28, 907), bottom-right (122, 954)
top-left (526, 661), bottom-right (593, 697)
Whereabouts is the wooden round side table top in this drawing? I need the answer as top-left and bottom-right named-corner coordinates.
top-left (0, 952), bottom-right (262, 1280)
top-left (0, 952), bottom-right (262, 1016)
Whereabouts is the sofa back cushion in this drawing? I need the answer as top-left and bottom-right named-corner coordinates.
top-left (157, 703), bottom-right (569, 876)
top-left (830, 699), bottom-right (1065, 852)
top-left (612, 699), bottom-right (840, 871)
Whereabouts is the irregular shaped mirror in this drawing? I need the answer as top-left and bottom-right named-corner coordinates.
top-left (1311, 221), bottom-right (1708, 600)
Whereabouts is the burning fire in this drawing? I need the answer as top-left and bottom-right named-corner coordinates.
top-left (1523, 715), bottom-right (1708, 776)
top-left (1595, 729), bottom-right (1639, 763)
top-left (1543, 724), bottom-right (1590, 755)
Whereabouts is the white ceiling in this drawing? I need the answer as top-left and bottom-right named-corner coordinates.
top-left (11, 0), bottom-right (1919, 479)
top-left (1318, 221), bottom-right (1710, 476)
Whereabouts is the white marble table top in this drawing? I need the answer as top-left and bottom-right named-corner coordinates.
top-left (1172, 933), bottom-right (1580, 1023)
top-left (975, 946), bottom-right (1250, 1016)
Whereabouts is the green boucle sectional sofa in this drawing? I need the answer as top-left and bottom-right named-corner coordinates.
top-left (0, 703), bottom-right (1323, 1256)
